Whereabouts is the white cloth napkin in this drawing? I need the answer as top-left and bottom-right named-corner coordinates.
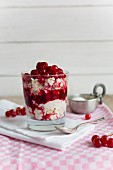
top-left (0, 100), bottom-right (95, 150)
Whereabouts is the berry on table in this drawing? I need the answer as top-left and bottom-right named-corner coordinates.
top-left (91, 135), bottom-right (100, 142)
top-left (11, 110), bottom-right (17, 117)
top-left (5, 107), bottom-right (26, 118)
top-left (91, 133), bottom-right (113, 148)
top-left (85, 113), bottom-right (91, 120)
top-left (21, 107), bottom-right (26, 115)
top-left (16, 107), bottom-right (22, 115)
top-left (107, 138), bottom-right (113, 148)
top-left (101, 135), bottom-right (108, 146)
top-left (92, 137), bottom-right (102, 148)
top-left (5, 109), bottom-right (16, 117)
top-left (5, 111), bottom-right (11, 117)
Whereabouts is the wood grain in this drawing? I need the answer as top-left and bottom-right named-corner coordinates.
top-left (0, 0), bottom-right (113, 7)
top-left (0, 43), bottom-right (113, 74)
top-left (1, 7), bottom-right (113, 42)
top-left (0, 0), bottom-right (113, 96)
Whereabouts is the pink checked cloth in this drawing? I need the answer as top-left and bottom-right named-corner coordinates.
top-left (0, 100), bottom-right (113, 170)
top-left (0, 100), bottom-right (95, 151)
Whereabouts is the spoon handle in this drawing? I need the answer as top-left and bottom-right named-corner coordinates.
top-left (73, 117), bottom-right (105, 130)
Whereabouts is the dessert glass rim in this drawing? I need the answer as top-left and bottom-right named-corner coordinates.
top-left (21, 70), bottom-right (69, 77)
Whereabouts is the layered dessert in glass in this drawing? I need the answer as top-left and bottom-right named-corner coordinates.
top-left (22, 62), bottom-right (68, 131)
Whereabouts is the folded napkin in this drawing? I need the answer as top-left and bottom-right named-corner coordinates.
top-left (0, 100), bottom-right (95, 150)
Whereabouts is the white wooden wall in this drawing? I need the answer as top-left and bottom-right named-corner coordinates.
top-left (0, 0), bottom-right (113, 96)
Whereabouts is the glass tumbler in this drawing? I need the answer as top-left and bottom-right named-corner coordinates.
top-left (22, 71), bottom-right (68, 131)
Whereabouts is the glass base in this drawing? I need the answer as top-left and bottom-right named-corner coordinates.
top-left (27, 116), bottom-right (65, 131)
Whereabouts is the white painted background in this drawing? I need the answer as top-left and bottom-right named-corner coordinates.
top-left (0, 0), bottom-right (113, 96)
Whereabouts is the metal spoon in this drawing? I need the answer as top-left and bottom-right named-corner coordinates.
top-left (54, 117), bottom-right (105, 134)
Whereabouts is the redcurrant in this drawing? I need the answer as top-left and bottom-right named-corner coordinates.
top-left (5, 111), bottom-right (11, 117)
top-left (16, 107), bottom-right (22, 115)
top-left (101, 135), bottom-right (108, 146)
top-left (21, 107), bottom-right (26, 115)
top-left (85, 113), bottom-right (91, 120)
top-left (107, 138), bottom-right (113, 148)
top-left (91, 135), bottom-right (100, 142)
top-left (92, 137), bottom-right (102, 148)
top-left (5, 107), bottom-right (26, 118)
top-left (51, 65), bottom-right (58, 75)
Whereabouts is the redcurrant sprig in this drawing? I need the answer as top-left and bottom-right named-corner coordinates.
top-left (5, 107), bottom-right (26, 118)
top-left (91, 134), bottom-right (113, 148)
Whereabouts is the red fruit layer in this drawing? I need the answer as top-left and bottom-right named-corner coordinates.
top-left (23, 87), bottom-right (67, 107)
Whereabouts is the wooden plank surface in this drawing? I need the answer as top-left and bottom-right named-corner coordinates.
top-left (0, 95), bottom-right (113, 112)
top-left (0, 0), bottom-right (113, 7)
top-left (0, 0), bottom-right (113, 96)
top-left (0, 43), bottom-right (113, 74)
top-left (1, 7), bottom-right (113, 42)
